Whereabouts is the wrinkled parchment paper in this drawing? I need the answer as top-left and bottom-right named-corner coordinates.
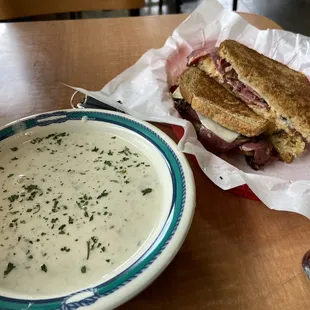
top-left (71, 0), bottom-right (310, 218)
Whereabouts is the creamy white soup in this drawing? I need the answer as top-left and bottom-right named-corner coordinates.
top-left (0, 126), bottom-right (162, 296)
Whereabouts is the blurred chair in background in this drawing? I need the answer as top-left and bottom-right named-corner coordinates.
top-left (158, 0), bottom-right (238, 14)
top-left (0, 0), bottom-right (145, 20)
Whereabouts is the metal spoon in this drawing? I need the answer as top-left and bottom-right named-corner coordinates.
top-left (302, 250), bottom-right (310, 278)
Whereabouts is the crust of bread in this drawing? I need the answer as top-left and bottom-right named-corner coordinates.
top-left (198, 55), bottom-right (286, 133)
top-left (178, 67), bottom-right (268, 137)
top-left (197, 55), bottom-right (224, 83)
top-left (269, 131), bottom-right (306, 163)
top-left (218, 40), bottom-right (310, 142)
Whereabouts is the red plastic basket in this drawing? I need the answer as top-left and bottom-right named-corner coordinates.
top-left (171, 124), bottom-right (259, 201)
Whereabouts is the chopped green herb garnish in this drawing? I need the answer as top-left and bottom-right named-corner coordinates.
top-left (33, 204), bottom-right (41, 214)
top-left (97, 190), bottom-right (109, 199)
top-left (91, 236), bottom-right (98, 244)
top-left (45, 133), bottom-right (56, 139)
top-left (91, 147), bottom-right (99, 152)
top-left (41, 264), bottom-right (47, 272)
top-left (118, 146), bottom-right (132, 156)
top-left (10, 147), bottom-right (18, 152)
top-left (4, 262), bottom-right (16, 277)
top-left (142, 188), bottom-right (153, 196)
top-left (8, 194), bottom-right (19, 203)
top-left (81, 265), bottom-right (87, 274)
top-left (31, 137), bottom-right (44, 144)
top-left (52, 132), bottom-right (67, 140)
top-left (86, 241), bottom-right (90, 260)
top-left (23, 184), bottom-right (40, 192)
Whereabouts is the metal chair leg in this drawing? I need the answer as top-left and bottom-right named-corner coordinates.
top-left (159, 0), bottom-right (163, 15)
top-left (176, 0), bottom-right (181, 14)
top-left (233, 0), bottom-right (238, 11)
top-left (69, 12), bottom-right (76, 19)
top-left (129, 8), bottom-right (140, 16)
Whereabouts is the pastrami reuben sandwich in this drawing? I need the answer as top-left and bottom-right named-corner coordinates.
top-left (173, 66), bottom-right (280, 170)
top-left (187, 40), bottom-right (308, 163)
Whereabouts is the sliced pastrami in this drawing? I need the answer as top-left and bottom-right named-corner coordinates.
top-left (240, 140), bottom-right (278, 170)
top-left (173, 97), bottom-right (278, 170)
top-left (188, 47), bottom-right (269, 109)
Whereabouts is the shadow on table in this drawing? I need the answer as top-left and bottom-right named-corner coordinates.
top-left (119, 155), bottom-right (310, 310)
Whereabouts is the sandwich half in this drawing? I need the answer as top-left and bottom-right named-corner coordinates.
top-left (188, 40), bottom-right (308, 162)
top-left (189, 40), bottom-right (310, 139)
top-left (173, 66), bottom-right (279, 170)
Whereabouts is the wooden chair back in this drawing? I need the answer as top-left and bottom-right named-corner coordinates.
top-left (0, 0), bottom-right (145, 20)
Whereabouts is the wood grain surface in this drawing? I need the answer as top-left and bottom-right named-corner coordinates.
top-left (0, 13), bottom-right (310, 310)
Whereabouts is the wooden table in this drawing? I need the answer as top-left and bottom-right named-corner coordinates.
top-left (1, 12), bottom-right (310, 310)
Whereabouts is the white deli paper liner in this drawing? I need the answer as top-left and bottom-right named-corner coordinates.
top-left (70, 0), bottom-right (310, 218)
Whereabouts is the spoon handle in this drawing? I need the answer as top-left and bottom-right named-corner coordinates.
top-left (302, 250), bottom-right (310, 278)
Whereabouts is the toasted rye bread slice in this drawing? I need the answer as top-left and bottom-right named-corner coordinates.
top-left (197, 54), bottom-right (287, 134)
top-left (269, 131), bottom-right (306, 163)
top-left (218, 40), bottom-right (310, 142)
top-left (178, 67), bottom-right (268, 137)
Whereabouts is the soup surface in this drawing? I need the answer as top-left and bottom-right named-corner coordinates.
top-left (0, 126), bottom-right (162, 297)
